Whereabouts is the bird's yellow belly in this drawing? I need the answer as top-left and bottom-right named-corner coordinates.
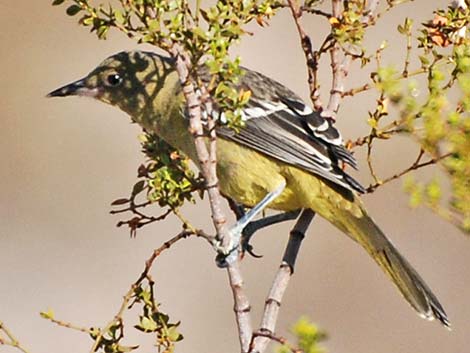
top-left (215, 138), bottom-right (363, 220)
top-left (216, 139), bottom-right (304, 211)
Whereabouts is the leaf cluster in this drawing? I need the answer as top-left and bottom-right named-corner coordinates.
top-left (277, 317), bottom-right (326, 353)
top-left (363, 7), bottom-right (470, 233)
top-left (52, 0), bottom-right (281, 220)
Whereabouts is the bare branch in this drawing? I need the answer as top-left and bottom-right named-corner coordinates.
top-left (251, 210), bottom-right (315, 353)
top-left (168, 44), bottom-right (253, 353)
top-left (250, 330), bottom-right (301, 353)
top-left (326, 0), bottom-right (345, 114)
top-left (169, 45), bottom-right (229, 244)
top-left (89, 229), bottom-right (194, 353)
top-left (366, 151), bottom-right (452, 193)
top-left (363, 0), bottom-right (381, 24)
top-left (40, 315), bottom-right (93, 334)
top-left (228, 262), bottom-right (253, 352)
top-left (327, 0), bottom-right (383, 114)
top-left (0, 322), bottom-right (31, 353)
top-left (287, 0), bottom-right (324, 110)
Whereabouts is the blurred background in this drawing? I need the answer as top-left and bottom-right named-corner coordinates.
top-left (1, 1), bottom-right (469, 353)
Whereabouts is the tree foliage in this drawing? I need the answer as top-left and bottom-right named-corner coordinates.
top-left (2, 1), bottom-right (468, 353)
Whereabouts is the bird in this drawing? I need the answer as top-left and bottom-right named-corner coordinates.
top-left (48, 50), bottom-right (449, 327)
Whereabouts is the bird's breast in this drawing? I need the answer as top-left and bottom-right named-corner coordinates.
top-left (216, 139), bottom-right (303, 211)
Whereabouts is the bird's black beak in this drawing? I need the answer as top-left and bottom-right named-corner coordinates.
top-left (47, 78), bottom-right (88, 98)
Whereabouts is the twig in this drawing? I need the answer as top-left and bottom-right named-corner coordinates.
top-left (342, 82), bottom-right (372, 97)
top-left (168, 44), bottom-right (253, 353)
top-left (366, 151), bottom-right (452, 193)
top-left (362, 0), bottom-right (381, 24)
top-left (40, 314), bottom-right (93, 334)
top-left (328, 0), bottom-right (384, 113)
top-left (169, 45), bottom-right (229, 245)
top-left (366, 138), bottom-right (381, 185)
top-left (0, 321), bottom-right (31, 353)
top-left (402, 20), bottom-right (412, 77)
top-left (227, 262), bottom-right (253, 352)
top-left (326, 0), bottom-right (345, 114)
top-left (88, 230), bottom-right (194, 353)
top-left (250, 331), bottom-right (301, 353)
top-left (287, 0), bottom-right (323, 110)
top-left (250, 210), bottom-right (315, 353)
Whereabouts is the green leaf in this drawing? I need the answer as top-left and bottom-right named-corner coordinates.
top-left (138, 316), bottom-right (158, 332)
top-left (114, 10), bottom-right (125, 24)
top-left (40, 309), bottom-right (55, 320)
top-left (66, 5), bottom-right (81, 16)
top-left (52, 0), bottom-right (65, 5)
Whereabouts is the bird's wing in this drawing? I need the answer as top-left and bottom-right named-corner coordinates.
top-left (201, 67), bottom-right (365, 194)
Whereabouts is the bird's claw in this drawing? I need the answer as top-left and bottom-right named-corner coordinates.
top-left (241, 234), bottom-right (263, 259)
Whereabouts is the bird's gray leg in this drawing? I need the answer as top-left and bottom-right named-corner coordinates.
top-left (241, 210), bottom-right (301, 257)
top-left (219, 180), bottom-right (286, 265)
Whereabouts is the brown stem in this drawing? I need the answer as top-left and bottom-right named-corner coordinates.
top-left (250, 210), bottom-right (315, 353)
top-left (327, 0), bottom-right (346, 114)
top-left (250, 331), bottom-right (301, 353)
top-left (41, 315), bottom-right (92, 334)
top-left (168, 44), bottom-right (253, 353)
top-left (366, 151), bottom-right (452, 193)
top-left (287, 0), bottom-right (323, 110)
top-left (0, 322), bottom-right (30, 353)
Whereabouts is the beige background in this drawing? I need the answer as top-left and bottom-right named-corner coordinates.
top-left (1, 1), bottom-right (469, 353)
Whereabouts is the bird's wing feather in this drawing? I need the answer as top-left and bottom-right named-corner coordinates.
top-left (216, 68), bottom-right (365, 194)
top-left (196, 66), bottom-right (365, 194)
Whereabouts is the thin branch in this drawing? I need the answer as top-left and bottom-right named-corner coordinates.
top-left (0, 321), bottom-right (31, 353)
top-left (168, 44), bottom-right (253, 353)
top-left (287, 0), bottom-right (324, 110)
top-left (251, 210), bottom-right (315, 353)
top-left (227, 262), bottom-right (253, 353)
top-left (326, 0), bottom-right (345, 114)
top-left (363, 0), bottom-right (381, 24)
top-left (250, 331), bottom-right (301, 353)
top-left (88, 230), bottom-right (194, 353)
top-left (366, 151), bottom-right (452, 193)
top-left (328, 0), bottom-right (384, 113)
top-left (41, 315), bottom-right (93, 334)
top-left (169, 45), bottom-right (229, 245)
top-left (342, 82), bottom-right (372, 97)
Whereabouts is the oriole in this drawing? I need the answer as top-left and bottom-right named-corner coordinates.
top-left (48, 50), bottom-right (449, 327)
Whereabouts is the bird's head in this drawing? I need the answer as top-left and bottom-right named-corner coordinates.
top-left (48, 50), bottom-right (176, 116)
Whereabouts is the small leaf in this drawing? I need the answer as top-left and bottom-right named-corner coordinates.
top-left (114, 10), bottom-right (125, 24)
top-left (40, 309), bottom-right (55, 320)
top-left (137, 316), bottom-right (158, 332)
top-left (66, 5), bottom-right (81, 16)
top-left (132, 180), bottom-right (146, 196)
top-left (52, 0), bottom-right (65, 5)
top-left (111, 198), bottom-right (130, 206)
top-left (116, 345), bottom-right (139, 353)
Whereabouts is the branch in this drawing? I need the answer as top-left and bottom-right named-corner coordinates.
top-left (366, 151), bottom-right (452, 193)
top-left (250, 210), bottom-right (315, 353)
top-left (250, 331), bottom-right (301, 353)
top-left (0, 321), bottom-right (31, 353)
top-left (169, 45), bottom-right (229, 244)
top-left (327, 0), bottom-right (382, 114)
top-left (287, 0), bottom-right (324, 110)
top-left (168, 44), bottom-right (253, 353)
top-left (40, 313), bottom-right (92, 334)
top-left (363, 0), bottom-right (380, 24)
top-left (88, 229), bottom-right (194, 353)
top-left (326, 0), bottom-right (346, 114)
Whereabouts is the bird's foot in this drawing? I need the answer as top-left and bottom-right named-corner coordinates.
top-left (214, 180), bottom-right (287, 267)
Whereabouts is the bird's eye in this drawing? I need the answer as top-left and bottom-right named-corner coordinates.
top-left (106, 73), bottom-right (123, 87)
